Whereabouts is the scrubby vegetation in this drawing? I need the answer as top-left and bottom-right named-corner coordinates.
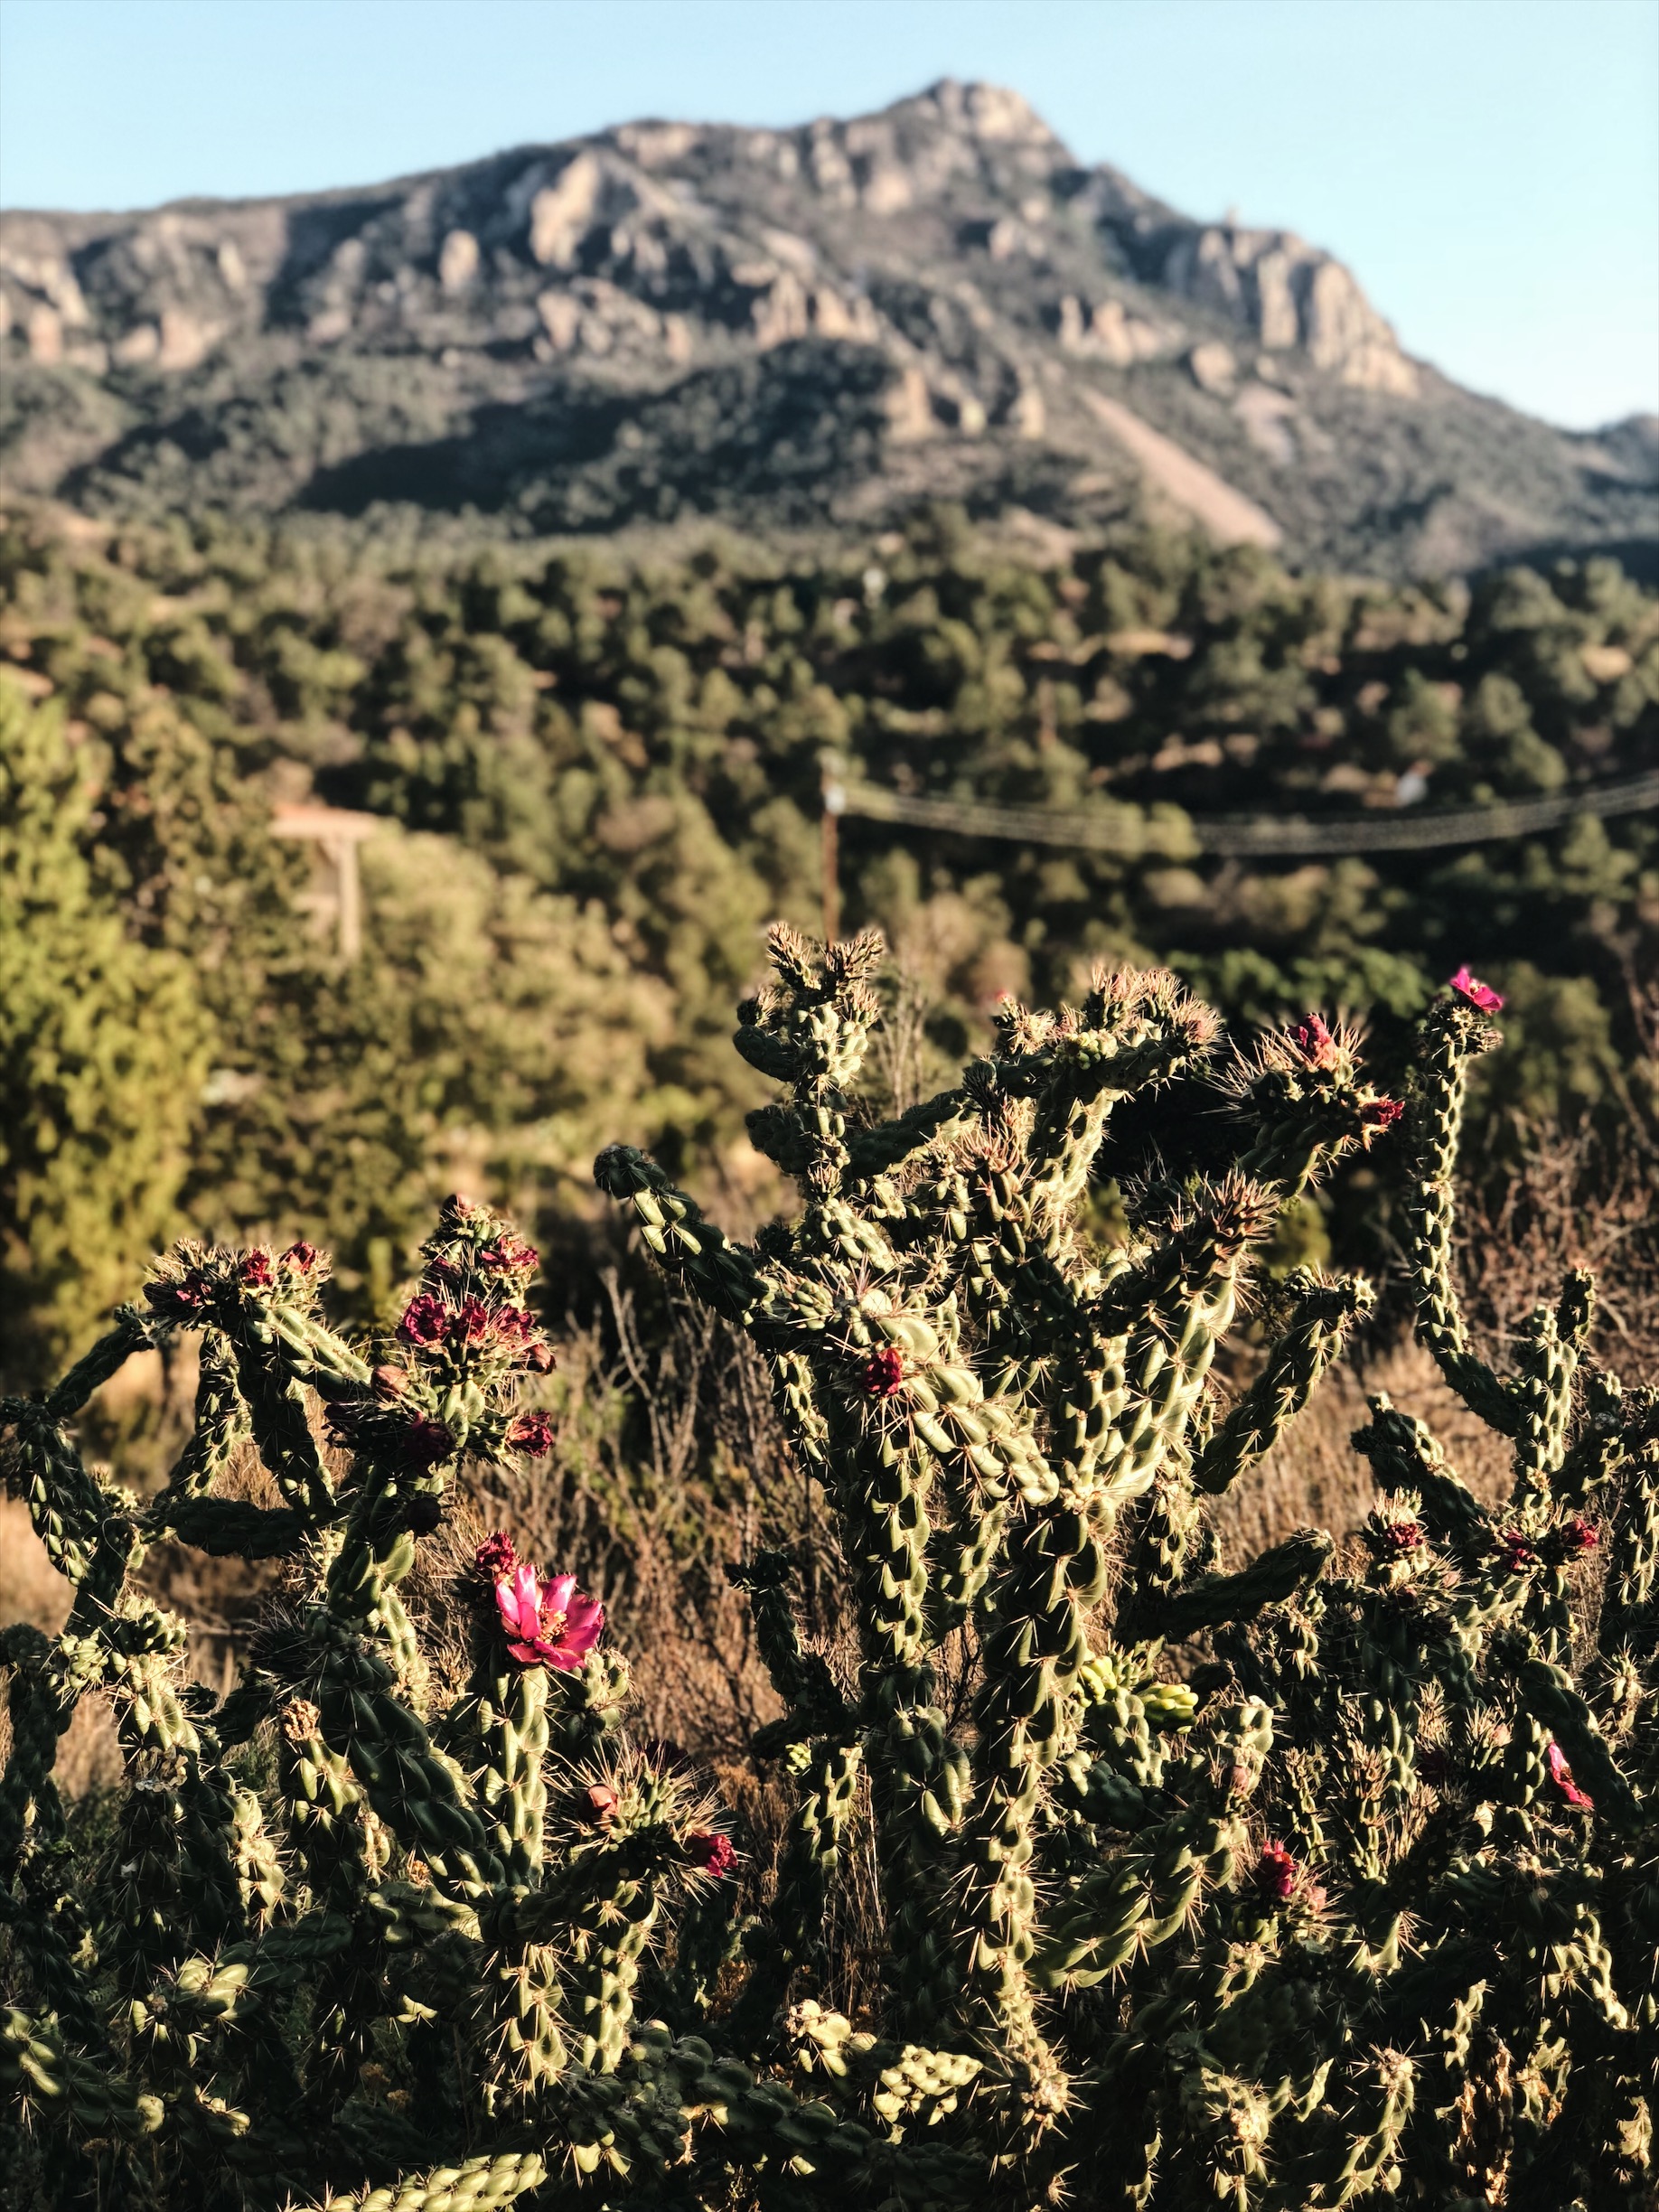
top-left (3, 504), bottom-right (1655, 1382)
top-left (2, 945), bottom-right (1654, 2210)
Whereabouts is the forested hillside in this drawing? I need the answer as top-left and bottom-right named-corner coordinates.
top-left (3, 500), bottom-right (1655, 1377)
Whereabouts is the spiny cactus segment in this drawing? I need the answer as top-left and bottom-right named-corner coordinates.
top-left (2, 945), bottom-right (1653, 2211)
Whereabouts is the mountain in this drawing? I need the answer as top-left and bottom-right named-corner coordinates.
top-left (3, 80), bottom-right (1654, 576)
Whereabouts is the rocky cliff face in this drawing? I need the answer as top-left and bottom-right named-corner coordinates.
top-left (3, 80), bottom-right (1653, 575)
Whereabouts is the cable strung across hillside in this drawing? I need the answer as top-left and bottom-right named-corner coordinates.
top-left (825, 765), bottom-right (1659, 860)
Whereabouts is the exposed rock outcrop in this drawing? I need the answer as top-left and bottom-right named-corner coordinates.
top-left (1, 78), bottom-right (1648, 575)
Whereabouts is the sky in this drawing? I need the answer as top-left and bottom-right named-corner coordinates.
top-left (2, 0), bottom-right (1654, 431)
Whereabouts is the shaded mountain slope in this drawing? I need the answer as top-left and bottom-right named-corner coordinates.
top-left (3, 80), bottom-right (1654, 575)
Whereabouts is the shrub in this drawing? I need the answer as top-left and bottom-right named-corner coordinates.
top-left (3, 942), bottom-right (1654, 2209)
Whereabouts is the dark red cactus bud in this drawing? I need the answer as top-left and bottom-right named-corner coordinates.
top-left (1362, 1097), bottom-right (1405, 1131)
top-left (508, 1411), bottom-right (555, 1457)
top-left (403, 1491), bottom-right (444, 1535)
top-left (239, 1248), bottom-right (274, 1288)
top-left (862, 1346), bottom-right (904, 1397)
top-left (586, 1783), bottom-right (619, 1821)
top-left (479, 1236), bottom-right (539, 1273)
top-left (281, 1240), bottom-right (321, 1272)
top-left (1561, 1515), bottom-right (1598, 1557)
top-left (371, 1363), bottom-right (408, 1401)
top-left (1255, 1841), bottom-right (1298, 1904)
top-left (398, 1293), bottom-right (448, 1347)
top-left (438, 1194), bottom-right (478, 1230)
top-left (474, 1532), bottom-right (518, 1578)
top-left (1295, 1013), bottom-right (1339, 1068)
top-left (145, 1267), bottom-right (213, 1317)
top-left (520, 1339), bottom-right (557, 1374)
top-left (402, 1415), bottom-right (455, 1470)
top-left (490, 1305), bottom-right (536, 1345)
top-left (1448, 964), bottom-right (1503, 1011)
top-left (1380, 1518), bottom-right (1422, 1553)
top-left (1495, 1528), bottom-right (1535, 1572)
top-left (686, 1829), bottom-right (737, 1878)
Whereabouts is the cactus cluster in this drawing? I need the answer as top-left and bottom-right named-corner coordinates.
top-left (5, 935), bottom-right (1655, 2211)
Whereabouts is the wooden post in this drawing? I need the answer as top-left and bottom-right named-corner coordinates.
top-left (820, 755), bottom-right (845, 947)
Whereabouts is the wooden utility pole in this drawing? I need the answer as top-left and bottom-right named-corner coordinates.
top-left (270, 802), bottom-right (381, 958)
top-left (820, 754), bottom-right (846, 946)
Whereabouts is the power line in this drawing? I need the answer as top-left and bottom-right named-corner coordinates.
top-left (822, 766), bottom-right (1659, 862)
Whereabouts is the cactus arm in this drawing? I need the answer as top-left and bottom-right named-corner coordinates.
top-left (1150, 1528), bottom-right (1336, 1641)
top-left (1192, 1272), bottom-right (1375, 1496)
top-left (1403, 999), bottom-right (1523, 1435)
top-left (594, 1144), bottom-right (778, 1332)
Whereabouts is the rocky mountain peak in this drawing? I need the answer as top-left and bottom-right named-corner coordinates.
top-left (2, 83), bottom-right (1651, 575)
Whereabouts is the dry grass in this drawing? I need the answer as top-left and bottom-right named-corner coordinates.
top-left (5, 1118), bottom-right (1653, 1806)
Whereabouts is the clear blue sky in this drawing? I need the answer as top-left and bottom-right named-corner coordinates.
top-left (3, 0), bottom-right (1654, 430)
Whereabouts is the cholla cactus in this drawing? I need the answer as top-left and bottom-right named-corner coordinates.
top-left (595, 932), bottom-right (1655, 2207)
top-left (3, 942), bottom-right (1654, 2211)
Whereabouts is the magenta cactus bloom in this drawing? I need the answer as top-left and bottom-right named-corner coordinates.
top-left (493, 1562), bottom-right (604, 1672)
top-left (145, 1267), bottom-right (213, 1317)
top-left (1255, 1841), bottom-right (1298, 1903)
top-left (1448, 965), bottom-right (1504, 1012)
top-left (1295, 1013), bottom-right (1340, 1068)
top-left (491, 1305), bottom-right (537, 1345)
top-left (1362, 1097), bottom-right (1405, 1132)
top-left (474, 1531), bottom-right (519, 1579)
top-left (520, 1338), bottom-right (558, 1374)
top-left (1495, 1528), bottom-right (1536, 1573)
top-left (1546, 1740), bottom-right (1593, 1810)
top-left (398, 1293), bottom-right (448, 1347)
top-left (479, 1236), bottom-right (539, 1273)
top-left (239, 1248), bottom-right (274, 1289)
top-left (508, 1411), bottom-right (556, 1456)
top-left (1561, 1515), bottom-right (1598, 1556)
top-left (862, 1346), bottom-right (904, 1397)
top-left (1380, 1517), bottom-right (1422, 1554)
top-left (686, 1829), bottom-right (737, 1879)
top-left (281, 1240), bottom-right (321, 1272)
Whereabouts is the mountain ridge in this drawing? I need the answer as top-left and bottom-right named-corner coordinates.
top-left (3, 79), bottom-right (1654, 576)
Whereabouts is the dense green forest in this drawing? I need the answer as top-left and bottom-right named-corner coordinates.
top-left (3, 500), bottom-right (1655, 1379)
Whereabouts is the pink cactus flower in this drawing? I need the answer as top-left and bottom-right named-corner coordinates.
top-left (1561, 1515), bottom-right (1598, 1557)
top-left (1295, 1014), bottom-right (1340, 1068)
top-left (1448, 965), bottom-right (1504, 1012)
top-left (863, 1347), bottom-right (904, 1397)
top-left (508, 1411), bottom-right (556, 1457)
top-left (452, 1296), bottom-right (492, 1343)
top-left (479, 1236), bottom-right (539, 1274)
top-left (1546, 1740), bottom-right (1593, 1810)
top-left (1362, 1097), bottom-right (1405, 1132)
top-left (686, 1830), bottom-right (737, 1879)
top-left (490, 1306), bottom-right (537, 1345)
top-left (1255, 1841), bottom-right (1298, 1903)
top-left (474, 1532), bottom-right (519, 1579)
top-left (281, 1240), bottom-right (321, 1272)
top-left (586, 1782), bottom-right (619, 1820)
top-left (520, 1339), bottom-right (558, 1375)
top-left (398, 1293), bottom-right (448, 1347)
top-left (493, 1562), bottom-right (604, 1672)
top-left (239, 1248), bottom-right (274, 1289)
